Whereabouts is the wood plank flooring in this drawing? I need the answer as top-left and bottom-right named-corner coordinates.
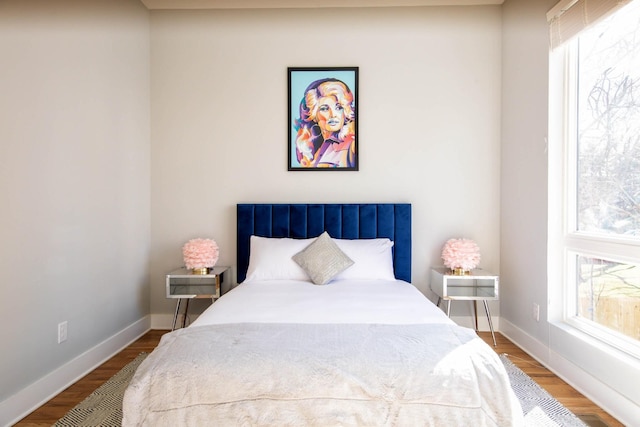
top-left (477, 332), bottom-right (623, 427)
top-left (13, 330), bottom-right (623, 426)
top-left (12, 330), bottom-right (167, 427)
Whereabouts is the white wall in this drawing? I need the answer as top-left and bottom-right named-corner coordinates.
top-left (149, 6), bottom-right (503, 324)
top-left (1, 0), bottom-right (636, 423)
top-left (0, 2), bottom-right (505, 423)
top-left (0, 0), bottom-right (150, 422)
top-left (500, 0), bottom-right (551, 343)
top-left (500, 0), bottom-right (640, 423)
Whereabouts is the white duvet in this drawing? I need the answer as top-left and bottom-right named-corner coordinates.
top-left (123, 280), bottom-right (523, 426)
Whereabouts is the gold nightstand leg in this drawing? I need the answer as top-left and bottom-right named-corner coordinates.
top-left (473, 301), bottom-right (479, 331)
top-left (182, 299), bottom-right (190, 328)
top-left (483, 300), bottom-right (497, 347)
top-left (172, 299), bottom-right (182, 331)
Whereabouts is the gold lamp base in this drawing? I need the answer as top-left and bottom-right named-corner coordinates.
top-left (452, 268), bottom-right (470, 276)
top-left (192, 267), bottom-right (208, 275)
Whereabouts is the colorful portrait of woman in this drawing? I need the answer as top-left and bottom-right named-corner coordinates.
top-left (288, 68), bottom-right (358, 170)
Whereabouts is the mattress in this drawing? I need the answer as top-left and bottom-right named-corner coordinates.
top-left (191, 279), bottom-right (454, 326)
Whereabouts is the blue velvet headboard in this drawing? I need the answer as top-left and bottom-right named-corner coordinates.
top-left (237, 204), bottom-right (411, 283)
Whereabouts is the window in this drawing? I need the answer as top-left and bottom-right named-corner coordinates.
top-left (552, 0), bottom-right (640, 353)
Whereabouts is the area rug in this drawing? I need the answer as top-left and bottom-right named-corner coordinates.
top-left (500, 354), bottom-right (588, 427)
top-left (53, 353), bottom-right (148, 427)
top-left (55, 352), bottom-right (589, 426)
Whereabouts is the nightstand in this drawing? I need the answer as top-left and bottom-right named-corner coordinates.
top-left (430, 267), bottom-right (499, 346)
top-left (166, 266), bottom-right (230, 330)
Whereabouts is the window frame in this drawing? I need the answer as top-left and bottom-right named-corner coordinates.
top-left (550, 30), bottom-right (640, 359)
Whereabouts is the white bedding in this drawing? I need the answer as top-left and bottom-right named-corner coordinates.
top-left (191, 279), bottom-right (453, 326)
top-left (123, 279), bottom-right (523, 426)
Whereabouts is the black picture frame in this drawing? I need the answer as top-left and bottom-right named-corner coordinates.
top-left (288, 67), bottom-right (358, 171)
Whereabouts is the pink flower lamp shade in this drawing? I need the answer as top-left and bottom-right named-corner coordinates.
top-left (441, 238), bottom-right (481, 275)
top-left (182, 238), bottom-right (219, 274)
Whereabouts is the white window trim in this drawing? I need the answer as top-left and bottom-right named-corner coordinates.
top-left (549, 36), bottom-right (640, 360)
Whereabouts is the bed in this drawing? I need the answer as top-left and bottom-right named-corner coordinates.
top-left (123, 203), bottom-right (523, 426)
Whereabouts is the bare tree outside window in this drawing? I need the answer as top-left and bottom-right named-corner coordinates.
top-left (575, 1), bottom-right (640, 343)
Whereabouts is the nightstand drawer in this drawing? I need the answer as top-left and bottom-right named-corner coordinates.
top-left (444, 284), bottom-right (497, 299)
top-left (169, 282), bottom-right (219, 299)
top-left (166, 266), bottom-right (229, 298)
top-left (430, 267), bottom-right (499, 300)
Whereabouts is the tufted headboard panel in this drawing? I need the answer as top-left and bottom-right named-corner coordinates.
top-left (237, 203), bottom-right (411, 283)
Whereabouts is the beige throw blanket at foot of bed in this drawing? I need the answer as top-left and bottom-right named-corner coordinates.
top-left (123, 323), bottom-right (523, 426)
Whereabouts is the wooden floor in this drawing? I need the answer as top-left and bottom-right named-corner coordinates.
top-left (13, 330), bottom-right (623, 427)
top-left (478, 332), bottom-right (623, 427)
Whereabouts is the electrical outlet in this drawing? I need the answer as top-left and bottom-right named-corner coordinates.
top-left (58, 321), bottom-right (68, 343)
top-left (532, 303), bottom-right (540, 322)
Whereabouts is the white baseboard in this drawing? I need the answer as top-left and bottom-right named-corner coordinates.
top-left (499, 318), bottom-right (639, 426)
top-left (450, 315), bottom-right (499, 332)
top-left (150, 313), bottom-right (175, 330)
top-left (151, 313), bottom-right (200, 330)
top-left (1, 316), bottom-right (150, 427)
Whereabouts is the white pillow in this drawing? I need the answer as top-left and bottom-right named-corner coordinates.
top-left (245, 235), bottom-right (313, 281)
top-left (292, 232), bottom-right (354, 285)
top-left (333, 238), bottom-right (396, 281)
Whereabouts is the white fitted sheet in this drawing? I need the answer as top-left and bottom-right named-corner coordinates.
top-left (191, 279), bottom-right (455, 326)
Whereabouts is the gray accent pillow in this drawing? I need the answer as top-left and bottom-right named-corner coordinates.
top-left (292, 232), bottom-right (355, 285)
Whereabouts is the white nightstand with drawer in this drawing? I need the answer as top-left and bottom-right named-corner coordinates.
top-left (166, 266), bottom-right (230, 330)
top-left (430, 267), bottom-right (498, 346)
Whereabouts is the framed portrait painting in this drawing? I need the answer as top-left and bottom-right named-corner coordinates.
top-left (288, 67), bottom-right (358, 171)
